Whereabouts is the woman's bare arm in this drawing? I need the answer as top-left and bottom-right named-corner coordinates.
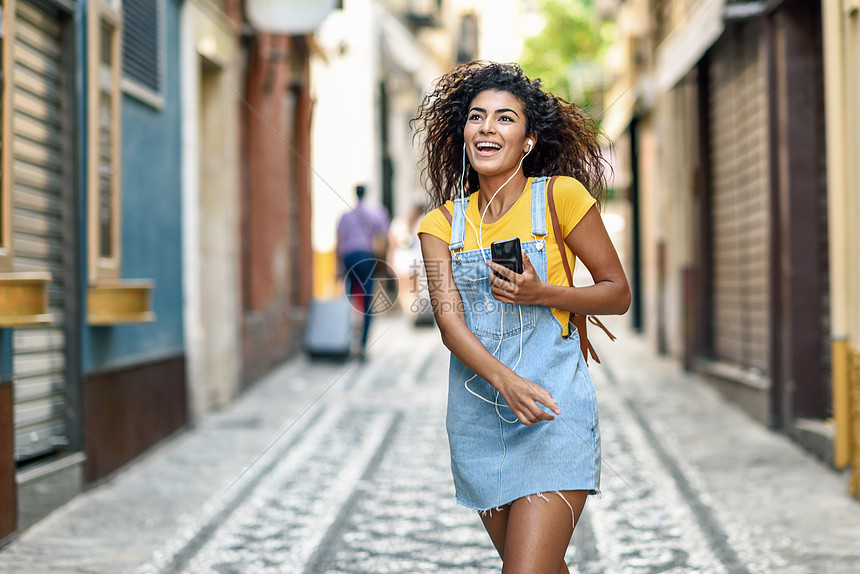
top-left (419, 232), bottom-right (559, 425)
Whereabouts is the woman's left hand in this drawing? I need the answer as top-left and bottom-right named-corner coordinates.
top-left (487, 250), bottom-right (544, 305)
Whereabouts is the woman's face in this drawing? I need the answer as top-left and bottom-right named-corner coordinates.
top-left (463, 90), bottom-right (532, 179)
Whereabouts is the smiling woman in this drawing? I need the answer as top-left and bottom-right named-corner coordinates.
top-left (412, 61), bottom-right (630, 573)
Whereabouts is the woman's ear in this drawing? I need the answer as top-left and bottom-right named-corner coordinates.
top-left (525, 135), bottom-right (538, 153)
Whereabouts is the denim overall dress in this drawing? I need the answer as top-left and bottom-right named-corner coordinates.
top-left (446, 176), bottom-right (601, 511)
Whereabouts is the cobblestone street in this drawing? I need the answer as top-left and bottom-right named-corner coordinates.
top-left (1, 315), bottom-right (859, 573)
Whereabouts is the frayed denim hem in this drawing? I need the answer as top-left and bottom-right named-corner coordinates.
top-left (468, 489), bottom-right (599, 530)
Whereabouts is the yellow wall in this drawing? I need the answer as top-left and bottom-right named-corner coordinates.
top-left (848, 4), bottom-right (860, 493)
top-left (313, 249), bottom-right (341, 300)
top-left (822, 0), bottom-right (860, 496)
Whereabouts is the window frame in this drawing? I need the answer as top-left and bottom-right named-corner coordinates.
top-left (87, 0), bottom-right (123, 284)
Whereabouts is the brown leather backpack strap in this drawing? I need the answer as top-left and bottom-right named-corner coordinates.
top-left (546, 177), bottom-right (573, 288)
top-left (547, 176), bottom-right (592, 361)
top-left (439, 204), bottom-right (453, 225)
top-left (547, 178), bottom-right (618, 364)
top-left (588, 315), bottom-right (617, 342)
top-left (574, 314), bottom-right (601, 364)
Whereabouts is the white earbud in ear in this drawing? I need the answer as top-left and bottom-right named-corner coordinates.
top-left (527, 139), bottom-right (533, 151)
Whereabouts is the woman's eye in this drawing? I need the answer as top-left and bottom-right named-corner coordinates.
top-left (469, 113), bottom-right (483, 121)
top-left (499, 115), bottom-right (513, 122)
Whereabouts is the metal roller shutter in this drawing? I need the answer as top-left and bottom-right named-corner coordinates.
top-left (708, 20), bottom-right (770, 374)
top-left (814, 36), bottom-right (831, 417)
top-left (11, 0), bottom-right (69, 462)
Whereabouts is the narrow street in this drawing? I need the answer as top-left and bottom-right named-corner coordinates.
top-left (1, 315), bottom-right (858, 574)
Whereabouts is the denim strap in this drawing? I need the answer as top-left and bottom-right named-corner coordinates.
top-left (530, 176), bottom-right (549, 237)
top-left (449, 197), bottom-right (469, 252)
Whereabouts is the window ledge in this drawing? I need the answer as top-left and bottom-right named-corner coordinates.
top-left (0, 272), bottom-right (54, 327)
top-left (122, 77), bottom-right (165, 110)
top-left (88, 280), bottom-right (155, 325)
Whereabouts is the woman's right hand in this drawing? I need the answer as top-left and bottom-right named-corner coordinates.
top-left (419, 231), bottom-right (559, 427)
top-left (496, 374), bottom-right (560, 426)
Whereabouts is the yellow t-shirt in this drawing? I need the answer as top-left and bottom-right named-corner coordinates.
top-left (417, 176), bottom-right (596, 335)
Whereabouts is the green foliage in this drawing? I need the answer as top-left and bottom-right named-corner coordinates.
top-left (520, 0), bottom-right (612, 107)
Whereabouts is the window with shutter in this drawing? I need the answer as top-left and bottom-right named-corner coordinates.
top-left (121, 0), bottom-right (164, 106)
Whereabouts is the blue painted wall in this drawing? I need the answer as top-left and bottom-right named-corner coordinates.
top-left (0, 331), bottom-right (11, 380)
top-left (82, 0), bottom-right (185, 372)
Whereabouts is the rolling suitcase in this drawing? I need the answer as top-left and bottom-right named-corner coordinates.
top-left (304, 296), bottom-right (353, 361)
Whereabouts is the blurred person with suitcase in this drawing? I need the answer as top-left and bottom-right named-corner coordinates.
top-left (336, 184), bottom-right (391, 355)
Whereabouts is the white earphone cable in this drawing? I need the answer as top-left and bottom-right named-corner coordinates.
top-left (464, 145), bottom-right (532, 257)
top-left (459, 141), bottom-right (533, 423)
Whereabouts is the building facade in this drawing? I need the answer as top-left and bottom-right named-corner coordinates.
top-left (603, 0), bottom-right (858, 495)
top-left (0, 0), bottom-right (187, 538)
top-left (1, 0), bottom-right (316, 542)
top-left (239, 29), bottom-right (314, 385)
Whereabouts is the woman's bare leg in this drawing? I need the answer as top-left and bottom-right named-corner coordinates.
top-left (480, 505), bottom-right (573, 574)
top-left (479, 505), bottom-right (511, 559)
top-left (480, 490), bottom-right (588, 574)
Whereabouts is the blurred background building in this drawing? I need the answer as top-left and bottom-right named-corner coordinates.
top-left (0, 0), bottom-right (320, 541)
top-left (602, 0), bottom-right (860, 497)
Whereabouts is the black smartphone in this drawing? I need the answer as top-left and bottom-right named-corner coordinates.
top-left (490, 237), bottom-right (523, 280)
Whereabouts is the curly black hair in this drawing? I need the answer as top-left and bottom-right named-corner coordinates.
top-left (412, 61), bottom-right (609, 209)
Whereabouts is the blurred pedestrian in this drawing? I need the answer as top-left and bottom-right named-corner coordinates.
top-left (388, 202), bottom-right (427, 320)
top-left (414, 62), bottom-right (630, 572)
top-left (336, 184), bottom-right (391, 354)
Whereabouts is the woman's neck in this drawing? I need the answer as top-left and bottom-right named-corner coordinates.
top-left (476, 172), bottom-right (529, 221)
